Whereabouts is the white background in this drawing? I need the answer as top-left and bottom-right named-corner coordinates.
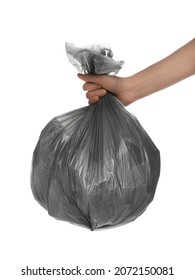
top-left (0, 0), bottom-right (194, 279)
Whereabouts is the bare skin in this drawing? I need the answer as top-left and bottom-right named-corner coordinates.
top-left (78, 38), bottom-right (195, 105)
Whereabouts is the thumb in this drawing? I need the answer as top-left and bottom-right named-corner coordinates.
top-left (77, 74), bottom-right (118, 93)
top-left (77, 73), bottom-right (107, 84)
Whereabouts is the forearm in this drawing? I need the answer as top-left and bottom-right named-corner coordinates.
top-left (128, 39), bottom-right (195, 103)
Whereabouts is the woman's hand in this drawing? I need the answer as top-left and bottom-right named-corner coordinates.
top-left (78, 74), bottom-right (134, 106)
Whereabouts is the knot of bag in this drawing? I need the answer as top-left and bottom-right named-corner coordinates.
top-left (65, 42), bottom-right (124, 75)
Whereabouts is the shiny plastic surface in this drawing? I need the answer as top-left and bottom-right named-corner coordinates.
top-left (31, 43), bottom-right (160, 230)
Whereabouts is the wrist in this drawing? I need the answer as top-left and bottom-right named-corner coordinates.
top-left (124, 76), bottom-right (140, 105)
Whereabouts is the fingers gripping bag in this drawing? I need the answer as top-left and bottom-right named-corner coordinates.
top-left (31, 43), bottom-right (160, 230)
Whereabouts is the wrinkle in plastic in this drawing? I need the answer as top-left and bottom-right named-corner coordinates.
top-left (31, 43), bottom-right (160, 230)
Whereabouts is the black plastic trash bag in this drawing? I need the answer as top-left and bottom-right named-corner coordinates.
top-left (31, 43), bottom-right (160, 230)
